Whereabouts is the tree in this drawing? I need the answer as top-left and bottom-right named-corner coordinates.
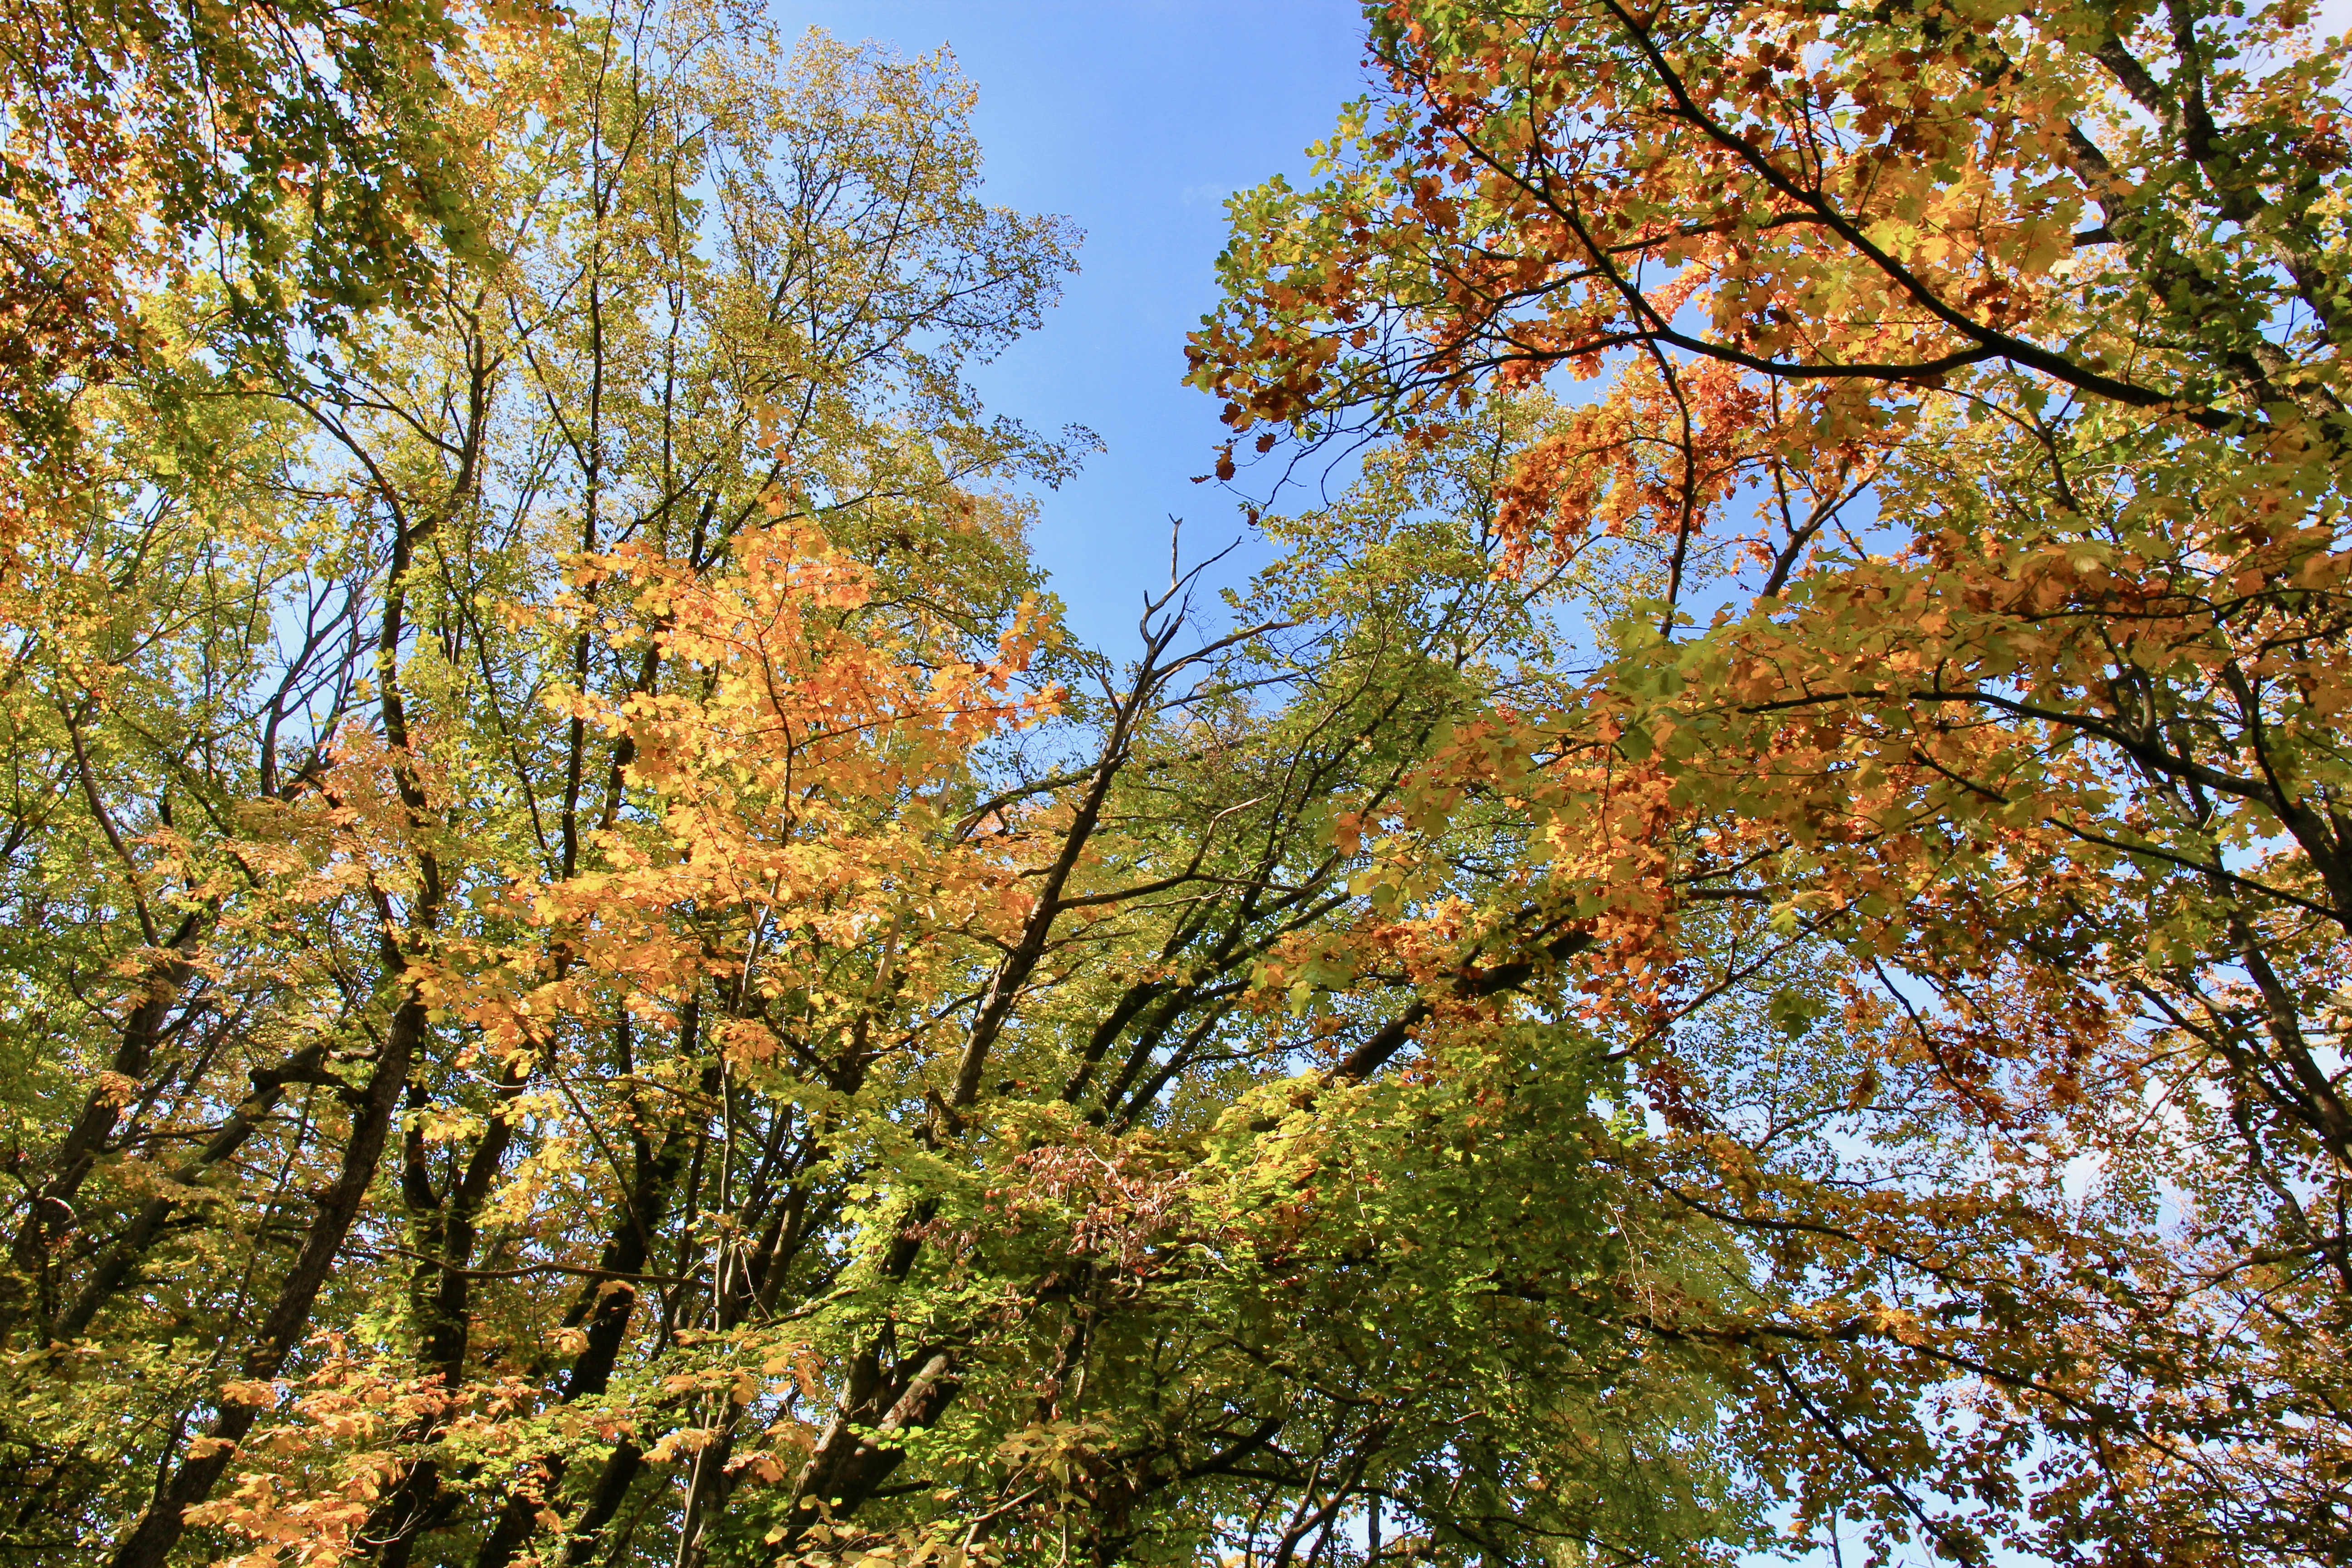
top-left (1193, 0), bottom-right (2351, 1561)
top-left (0, 0), bottom-right (545, 446)
top-left (0, 6), bottom-right (1762, 1566)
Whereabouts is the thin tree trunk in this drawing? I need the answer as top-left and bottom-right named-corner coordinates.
top-left (107, 995), bottom-right (427, 1568)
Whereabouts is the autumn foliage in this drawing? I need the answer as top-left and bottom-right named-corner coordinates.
top-left (1193, 0), bottom-right (2352, 1562)
top-left (0, 0), bottom-right (2346, 1566)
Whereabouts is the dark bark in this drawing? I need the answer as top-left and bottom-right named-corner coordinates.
top-left (107, 994), bottom-right (427, 1568)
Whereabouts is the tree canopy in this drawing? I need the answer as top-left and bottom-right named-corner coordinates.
top-left (0, 1), bottom-right (2346, 1566)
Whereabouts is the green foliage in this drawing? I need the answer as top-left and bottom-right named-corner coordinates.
top-left (1194, 0), bottom-right (2352, 1562)
top-left (0, 7), bottom-right (1759, 1568)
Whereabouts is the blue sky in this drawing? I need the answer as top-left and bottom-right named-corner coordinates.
top-left (761, 1), bottom-right (2352, 658)
top-left (769, 0), bottom-right (1371, 652)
